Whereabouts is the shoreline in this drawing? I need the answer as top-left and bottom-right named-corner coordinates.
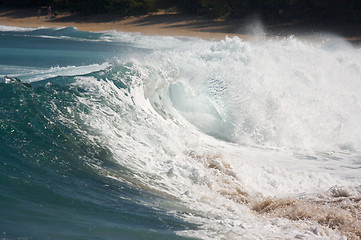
top-left (1, 8), bottom-right (361, 43)
top-left (0, 8), bottom-right (247, 40)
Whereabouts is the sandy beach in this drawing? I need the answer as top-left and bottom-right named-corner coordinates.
top-left (1, 8), bottom-right (361, 43)
top-left (0, 8), bottom-right (248, 40)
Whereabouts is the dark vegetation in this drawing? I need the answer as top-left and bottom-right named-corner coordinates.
top-left (1, 0), bottom-right (360, 22)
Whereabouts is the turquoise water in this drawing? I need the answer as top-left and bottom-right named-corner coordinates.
top-left (0, 27), bottom-right (196, 240)
top-left (1, 26), bottom-right (361, 239)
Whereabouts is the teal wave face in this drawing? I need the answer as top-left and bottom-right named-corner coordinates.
top-left (0, 79), bottom-right (196, 240)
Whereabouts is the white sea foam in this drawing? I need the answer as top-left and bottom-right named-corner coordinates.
top-left (3, 63), bottom-right (111, 82)
top-left (70, 70), bottom-right (358, 239)
top-left (0, 25), bottom-right (39, 32)
top-left (136, 33), bottom-right (360, 238)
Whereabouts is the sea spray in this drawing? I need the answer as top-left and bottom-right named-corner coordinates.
top-left (157, 35), bottom-right (361, 152)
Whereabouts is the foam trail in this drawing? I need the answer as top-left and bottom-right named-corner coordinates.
top-left (2, 63), bottom-right (111, 82)
top-left (0, 25), bottom-right (38, 31)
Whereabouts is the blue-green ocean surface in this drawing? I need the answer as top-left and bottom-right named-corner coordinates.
top-left (0, 27), bottom-right (197, 240)
top-left (1, 26), bottom-right (361, 240)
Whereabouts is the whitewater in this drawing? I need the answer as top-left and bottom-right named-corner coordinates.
top-left (0, 25), bottom-right (360, 240)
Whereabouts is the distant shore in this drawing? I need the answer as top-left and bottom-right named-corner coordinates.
top-left (0, 8), bottom-right (247, 40)
top-left (1, 8), bottom-right (361, 43)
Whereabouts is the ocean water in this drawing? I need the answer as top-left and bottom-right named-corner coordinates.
top-left (0, 25), bottom-right (360, 240)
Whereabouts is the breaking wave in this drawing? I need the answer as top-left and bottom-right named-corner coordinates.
top-left (1, 25), bottom-right (361, 239)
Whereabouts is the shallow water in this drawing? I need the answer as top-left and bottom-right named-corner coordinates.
top-left (0, 26), bottom-right (360, 239)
